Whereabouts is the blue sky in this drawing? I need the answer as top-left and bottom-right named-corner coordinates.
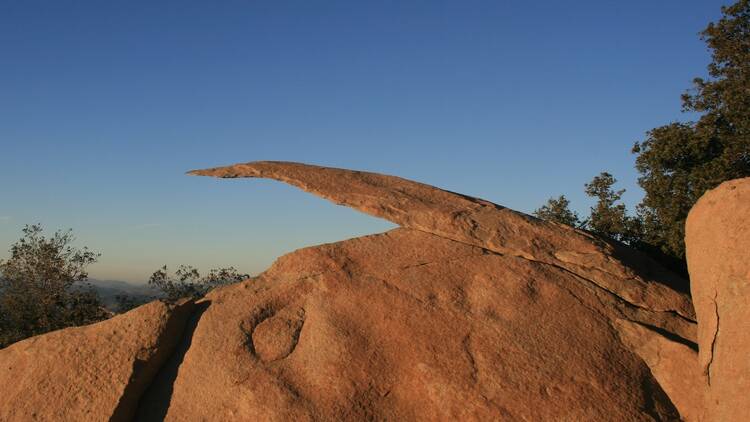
top-left (0, 0), bottom-right (729, 282)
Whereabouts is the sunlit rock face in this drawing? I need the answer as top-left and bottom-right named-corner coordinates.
top-left (0, 299), bottom-right (195, 422)
top-left (687, 177), bottom-right (750, 422)
top-left (1, 161), bottom-right (706, 421)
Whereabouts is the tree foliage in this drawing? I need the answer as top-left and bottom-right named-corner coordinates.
top-left (583, 172), bottom-right (641, 244)
top-left (633, 0), bottom-right (750, 259)
top-left (535, 1), bottom-right (749, 281)
top-left (533, 195), bottom-right (581, 227)
top-left (148, 265), bottom-right (249, 301)
top-left (0, 225), bottom-right (109, 348)
top-left (535, 174), bottom-right (641, 244)
top-left (114, 293), bottom-right (147, 314)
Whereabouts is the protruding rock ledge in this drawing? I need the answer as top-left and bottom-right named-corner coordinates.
top-left (0, 162), bottom-right (706, 421)
top-left (190, 161), bottom-right (696, 324)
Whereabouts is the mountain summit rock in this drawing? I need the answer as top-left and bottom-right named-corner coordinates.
top-left (2, 161), bottom-right (722, 420)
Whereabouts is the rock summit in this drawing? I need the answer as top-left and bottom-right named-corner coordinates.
top-left (3, 162), bottom-right (743, 421)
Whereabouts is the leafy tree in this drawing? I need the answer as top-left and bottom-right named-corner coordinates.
top-left (0, 224), bottom-right (109, 348)
top-left (633, 0), bottom-right (750, 260)
top-left (533, 195), bottom-right (581, 227)
top-left (583, 172), bottom-right (639, 243)
top-left (148, 265), bottom-right (249, 301)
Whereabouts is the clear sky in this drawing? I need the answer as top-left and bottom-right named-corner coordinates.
top-left (0, 0), bottom-right (730, 282)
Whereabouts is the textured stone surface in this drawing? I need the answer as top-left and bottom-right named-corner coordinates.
top-left (252, 306), bottom-right (306, 362)
top-left (190, 161), bottom-right (695, 322)
top-left (0, 299), bottom-right (194, 422)
top-left (614, 318), bottom-right (702, 422)
top-left (0, 161), bottom-right (703, 420)
top-left (686, 177), bottom-right (750, 421)
top-left (144, 229), bottom-right (682, 421)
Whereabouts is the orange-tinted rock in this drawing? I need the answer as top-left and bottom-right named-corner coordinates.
top-left (143, 229), bottom-right (683, 421)
top-left (614, 318), bottom-right (703, 422)
top-left (0, 299), bottom-right (194, 422)
top-left (190, 161), bottom-right (695, 321)
top-left (252, 306), bottom-right (306, 362)
top-left (686, 177), bottom-right (750, 421)
top-left (0, 162), bottom-right (701, 420)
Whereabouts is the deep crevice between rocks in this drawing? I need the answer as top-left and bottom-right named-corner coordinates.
top-left (130, 300), bottom-right (212, 422)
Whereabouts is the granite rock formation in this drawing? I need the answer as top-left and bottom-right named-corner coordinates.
top-left (0, 300), bottom-right (194, 421)
top-left (686, 177), bottom-right (750, 422)
top-left (0, 161), bottom-right (706, 421)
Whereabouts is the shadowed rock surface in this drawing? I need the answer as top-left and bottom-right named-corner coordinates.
top-left (1, 161), bottom-right (706, 420)
top-left (686, 177), bottom-right (750, 421)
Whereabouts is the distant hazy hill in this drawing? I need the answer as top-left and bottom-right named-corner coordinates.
top-left (84, 279), bottom-right (162, 311)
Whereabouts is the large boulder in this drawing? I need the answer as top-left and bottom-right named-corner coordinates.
top-left (1, 162), bottom-right (701, 420)
top-left (190, 162), bottom-right (695, 321)
top-left (686, 177), bottom-right (750, 421)
top-left (0, 299), bottom-right (195, 422)
top-left (139, 228), bottom-right (687, 421)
